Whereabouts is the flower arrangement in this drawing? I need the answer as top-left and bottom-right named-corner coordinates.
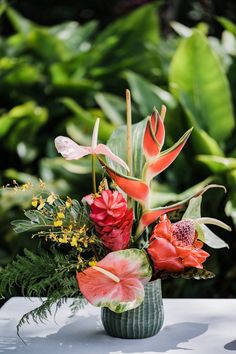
top-left (0, 91), bottom-right (231, 336)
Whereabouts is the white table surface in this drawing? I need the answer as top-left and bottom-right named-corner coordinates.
top-left (0, 297), bottom-right (236, 354)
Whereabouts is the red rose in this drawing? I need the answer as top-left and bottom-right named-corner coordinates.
top-left (89, 190), bottom-right (133, 251)
top-left (147, 215), bottom-right (209, 272)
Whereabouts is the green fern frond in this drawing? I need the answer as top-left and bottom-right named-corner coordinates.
top-left (0, 247), bottom-right (86, 335)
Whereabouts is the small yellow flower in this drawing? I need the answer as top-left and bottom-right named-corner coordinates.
top-left (57, 212), bottom-right (65, 219)
top-left (54, 219), bottom-right (63, 227)
top-left (66, 197), bottom-right (72, 208)
top-left (49, 233), bottom-right (57, 241)
top-left (47, 193), bottom-right (57, 205)
top-left (70, 236), bottom-right (78, 247)
top-left (32, 196), bottom-right (38, 208)
top-left (39, 179), bottom-right (46, 189)
top-left (21, 182), bottom-right (31, 190)
top-left (58, 234), bottom-right (68, 243)
top-left (37, 196), bottom-right (45, 210)
top-left (89, 260), bottom-right (97, 267)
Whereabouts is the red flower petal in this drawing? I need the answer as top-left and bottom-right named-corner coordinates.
top-left (145, 128), bottom-right (193, 182)
top-left (143, 110), bottom-right (165, 160)
top-left (147, 238), bottom-right (184, 272)
top-left (98, 158), bottom-right (150, 204)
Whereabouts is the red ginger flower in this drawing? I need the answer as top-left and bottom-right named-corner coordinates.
top-left (147, 215), bottom-right (209, 272)
top-left (90, 190), bottom-right (133, 251)
top-left (90, 190), bottom-right (127, 227)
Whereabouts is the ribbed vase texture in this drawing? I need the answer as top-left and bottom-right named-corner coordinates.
top-left (101, 279), bottom-right (164, 339)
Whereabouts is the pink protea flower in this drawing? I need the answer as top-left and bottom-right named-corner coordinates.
top-left (90, 190), bottom-right (127, 227)
top-left (89, 190), bottom-right (133, 251)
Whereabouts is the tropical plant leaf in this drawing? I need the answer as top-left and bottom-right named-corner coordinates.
top-left (61, 97), bottom-right (113, 141)
top-left (125, 71), bottom-right (176, 117)
top-left (197, 224), bottom-right (229, 249)
top-left (159, 267), bottom-right (215, 280)
top-left (182, 196), bottom-right (202, 219)
top-left (196, 155), bottom-right (236, 173)
top-left (107, 118), bottom-right (147, 178)
top-left (95, 93), bottom-right (126, 126)
top-left (217, 17), bottom-right (236, 37)
top-left (170, 30), bottom-right (235, 141)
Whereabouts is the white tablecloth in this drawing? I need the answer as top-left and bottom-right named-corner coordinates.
top-left (0, 297), bottom-right (236, 354)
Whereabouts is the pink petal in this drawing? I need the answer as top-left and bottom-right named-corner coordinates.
top-left (55, 136), bottom-right (92, 160)
top-left (95, 144), bottom-right (129, 171)
top-left (76, 249), bottom-right (152, 313)
top-left (82, 193), bottom-right (94, 205)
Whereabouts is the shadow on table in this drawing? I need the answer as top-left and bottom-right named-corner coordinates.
top-left (0, 315), bottom-right (208, 354)
top-left (224, 340), bottom-right (236, 351)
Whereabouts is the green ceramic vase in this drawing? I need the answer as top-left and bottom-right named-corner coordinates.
top-left (101, 279), bottom-right (164, 339)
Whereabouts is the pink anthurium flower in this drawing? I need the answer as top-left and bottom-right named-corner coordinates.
top-left (55, 118), bottom-right (129, 171)
top-left (77, 249), bottom-right (152, 313)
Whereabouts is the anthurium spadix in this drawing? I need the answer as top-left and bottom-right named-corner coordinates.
top-left (55, 118), bottom-right (129, 171)
top-left (77, 249), bottom-right (152, 313)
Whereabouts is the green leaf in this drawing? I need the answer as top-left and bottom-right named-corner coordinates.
top-left (125, 71), bottom-right (176, 117)
top-left (0, 102), bottom-right (48, 149)
top-left (170, 21), bottom-right (192, 37)
top-left (191, 128), bottom-right (224, 156)
top-left (170, 30), bottom-right (235, 141)
top-left (182, 196), bottom-right (202, 219)
top-left (27, 28), bottom-right (70, 62)
top-left (95, 4), bottom-right (159, 47)
top-left (160, 267), bottom-right (215, 280)
top-left (107, 119), bottom-right (147, 178)
top-left (150, 177), bottom-right (213, 208)
top-left (61, 97), bottom-right (113, 141)
top-left (95, 93), bottom-right (125, 126)
top-left (217, 17), bottom-right (236, 37)
top-left (196, 155), bottom-right (236, 173)
top-left (49, 20), bottom-right (98, 54)
top-left (6, 6), bottom-right (36, 34)
top-left (197, 224), bottom-right (229, 249)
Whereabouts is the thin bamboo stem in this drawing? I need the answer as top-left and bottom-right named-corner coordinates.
top-left (126, 89), bottom-right (133, 176)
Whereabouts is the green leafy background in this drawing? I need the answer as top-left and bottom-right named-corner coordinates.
top-left (0, 1), bottom-right (236, 302)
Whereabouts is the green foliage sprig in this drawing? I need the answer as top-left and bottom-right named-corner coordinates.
top-left (0, 247), bottom-right (86, 336)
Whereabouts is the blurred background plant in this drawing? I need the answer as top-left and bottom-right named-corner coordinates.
top-left (0, 0), bottom-right (236, 300)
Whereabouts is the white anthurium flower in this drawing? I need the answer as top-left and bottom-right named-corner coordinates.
top-left (55, 118), bottom-right (129, 171)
